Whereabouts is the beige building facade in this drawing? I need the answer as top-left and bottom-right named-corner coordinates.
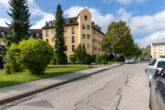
top-left (42, 8), bottom-right (105, 58)
top-left (151, 42), bottom-right (165, 58)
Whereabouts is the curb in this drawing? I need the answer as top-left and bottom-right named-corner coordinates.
top-left (0, 64), bottom-right (123, 105)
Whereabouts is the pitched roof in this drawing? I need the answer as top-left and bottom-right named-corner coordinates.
top-left (42, 17), bottom-right (79, 29)
top-left (152, 42), bottom-right (165, 45)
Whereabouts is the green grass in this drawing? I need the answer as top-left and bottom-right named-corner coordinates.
top-left (0, 66), bottom-right (90, 88)
top-left (106, 61), bottom-right (125, 65)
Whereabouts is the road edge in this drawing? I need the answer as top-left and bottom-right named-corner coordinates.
top-left (0, 64), bottom-right (123, 106)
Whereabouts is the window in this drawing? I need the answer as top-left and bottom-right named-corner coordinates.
top-left (46, 39), bottom-right (49, 42)
top-left (52, 30), bottom-right (55, 34)
top-left (72, 36), bottom-right (75, 43)
top-left (84, 15), bottom-right (88, 20)
top-left (82, 34), bottom-right (85, 39)
top-left (87, 25), bottom-right (90, 30)
top-left (82, 25), bottom-right (85, 29)
top-left (36, 33), bottom-right (39, 37)
top-left (46, 30), bottom-right (48, 37)
top-left (93, 31), bottom-right (96, 35)
top-left (65, 37), bottom-right (68, 41)
top-left (98, 40), bottom-right (101, 44)
top-left (87, 34), bottom-right (90, 39)
top-left (87, 44), bottom-right (90, 48)
top-left (1, 32), bottom-right (5, 36)
top-left (72, 27), bottom-right (75, 34)
top-left (52, 38), bottom-right (55, 42)
top-left (93, 38), bottom-right (97, 43)
top-left (64, 28), bottom-right (67, 32)
top-left (72, 45), bottom-right (75, 52)
top-left (157, 61), bottom-right (165, 68)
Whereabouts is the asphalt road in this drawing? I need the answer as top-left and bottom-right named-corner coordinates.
top-left (1, 63), bottom-right (150, 110)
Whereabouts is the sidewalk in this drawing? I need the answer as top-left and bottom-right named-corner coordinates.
top-left (0, 64), bottom-right (121, 105)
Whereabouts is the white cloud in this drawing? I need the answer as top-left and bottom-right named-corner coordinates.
top-left (0, 0), bottom-right (54, 29)
top-left (0, 0), bottom-right (9, 6)
top-left (0, 18), bottom-right (10, 27)
top-left (31, 13), bottom-right (54, 29)
top-left (64, 6), bottom-right (115, 33)
top-left (117, 8), bottom-right (132, 22)
top-left (135, 31), bottom-right (165, 48)
top-left (130, 11), bottom-right (165, 35)
top-left (103, 0), bottom-right (146, 4)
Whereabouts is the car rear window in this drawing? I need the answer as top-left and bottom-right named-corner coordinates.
top-left (157, 61), bottom-right (165, 68)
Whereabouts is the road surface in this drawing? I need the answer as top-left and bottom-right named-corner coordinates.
top-left (1, 63), bottom-right (150, 110)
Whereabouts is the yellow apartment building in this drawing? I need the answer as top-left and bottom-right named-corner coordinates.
top-left (42, 8), bottom-right (105, 58)
top-left (151, 42), bottom-right (165, 58)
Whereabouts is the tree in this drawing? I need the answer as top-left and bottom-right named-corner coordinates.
top-left (141, 46), bottom-right (151, 57)
top-left (3, 0), bottom-right (31, 47)
top-left (102, 21), bottom-right (135, 58)
top-left (133, 44), bottom-right (142, 58)
top-left (54, 4), bottom-right (67, 64)
top-left (19, 39), bottom-right (54, 75)
top-left (69, 55), bottom-right (76, 64)
top-left (0, 45), bottom-right (6, 68)
top-left (74, 44), bottom-right (87, 64)
top-left (5, 43), bottom-right (23, 72)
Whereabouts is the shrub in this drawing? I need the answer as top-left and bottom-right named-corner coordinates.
top-left (51, 55), bottom-right (56, 65)
top-left (96, 54), bottom-right (107, 64)
top-left (4, 63), bottom-right (13, 74)
top-left (69, 55), bottom-right (76, 64)
top-left (0, 45), bottom-right (6, 68)
top-left (74, 44), bottom-right (87, 64)
top-left (19, 39), bottom-right (54, 75)
top-left (85, 54), bottom-right (93, 65)
top-left (5, 43), bottom-right (23, 72)
top-left (96, 55), bottom-right (102, 64)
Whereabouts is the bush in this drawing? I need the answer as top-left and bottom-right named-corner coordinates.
top-left (5, 43), bottom-right (23, 72)
top-left (96, 54), bottom-right (107, 64)
top-left (85, 54), bottom-right (93, 65)
top-left (74, 44), bottom-right (87, 64)
top-left (69, 55), bottom-right (76, 64)
top-left (0, 45), bottom-right (6, 68)
top-left (0, 56), bottom-right (4, 68)
top-left (19, 39), bottom-right (54, 75)
top-left (51, 55), bottom-right (56, 65)
top-left (4, 63), bottom-right (13, 74)
top-left (96, 55), bottom-right (102, 64)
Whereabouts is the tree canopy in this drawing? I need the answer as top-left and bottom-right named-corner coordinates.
top-left (3, 0), bottom-right (31, 47)
top-left (102, 21), bottom-right (139, 57)
top-left (54, 4), bottom-right (67, 64)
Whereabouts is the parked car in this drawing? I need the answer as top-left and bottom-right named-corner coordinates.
top-left (146, 58), bottom-right (165, 83)
top-left (146, 67), bottom-right (165, 110)
top-left (117, 56), bottom-right (125, 62)
top-left (125, 57), bottom-right (135, 64)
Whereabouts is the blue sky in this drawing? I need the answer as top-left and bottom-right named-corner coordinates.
top-left (0, 0), bottom-right (165, 47)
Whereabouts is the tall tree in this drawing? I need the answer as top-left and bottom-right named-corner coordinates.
top-left (3, 0), bottom-right (31, 47)
top-left (54, 4), bottom-right (67, 64)
top-left (102, 21), bottom-right (134, 58)
top-left (133, 44), bottom-right (142, 58)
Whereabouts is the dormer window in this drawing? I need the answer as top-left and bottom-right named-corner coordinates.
top-left (1, 32), bottom-right (5, 36)
top-left (36, 33), bottom-right (39, 37)
top-left (84, 15), bottom-right (88, 20)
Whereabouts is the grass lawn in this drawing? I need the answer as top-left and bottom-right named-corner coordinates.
top-left (106, 61), bottom-right (125, 65)
top-left (0, 66), bottom-right (90, 88)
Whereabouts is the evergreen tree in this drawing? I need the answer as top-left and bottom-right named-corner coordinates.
top-left (54, 4), bottom-right (67, 64)
top-left (4, 0), bottom-right (31, 47)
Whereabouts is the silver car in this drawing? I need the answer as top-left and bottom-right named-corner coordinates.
top-left (125, 57), bottom-right (135, 64)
